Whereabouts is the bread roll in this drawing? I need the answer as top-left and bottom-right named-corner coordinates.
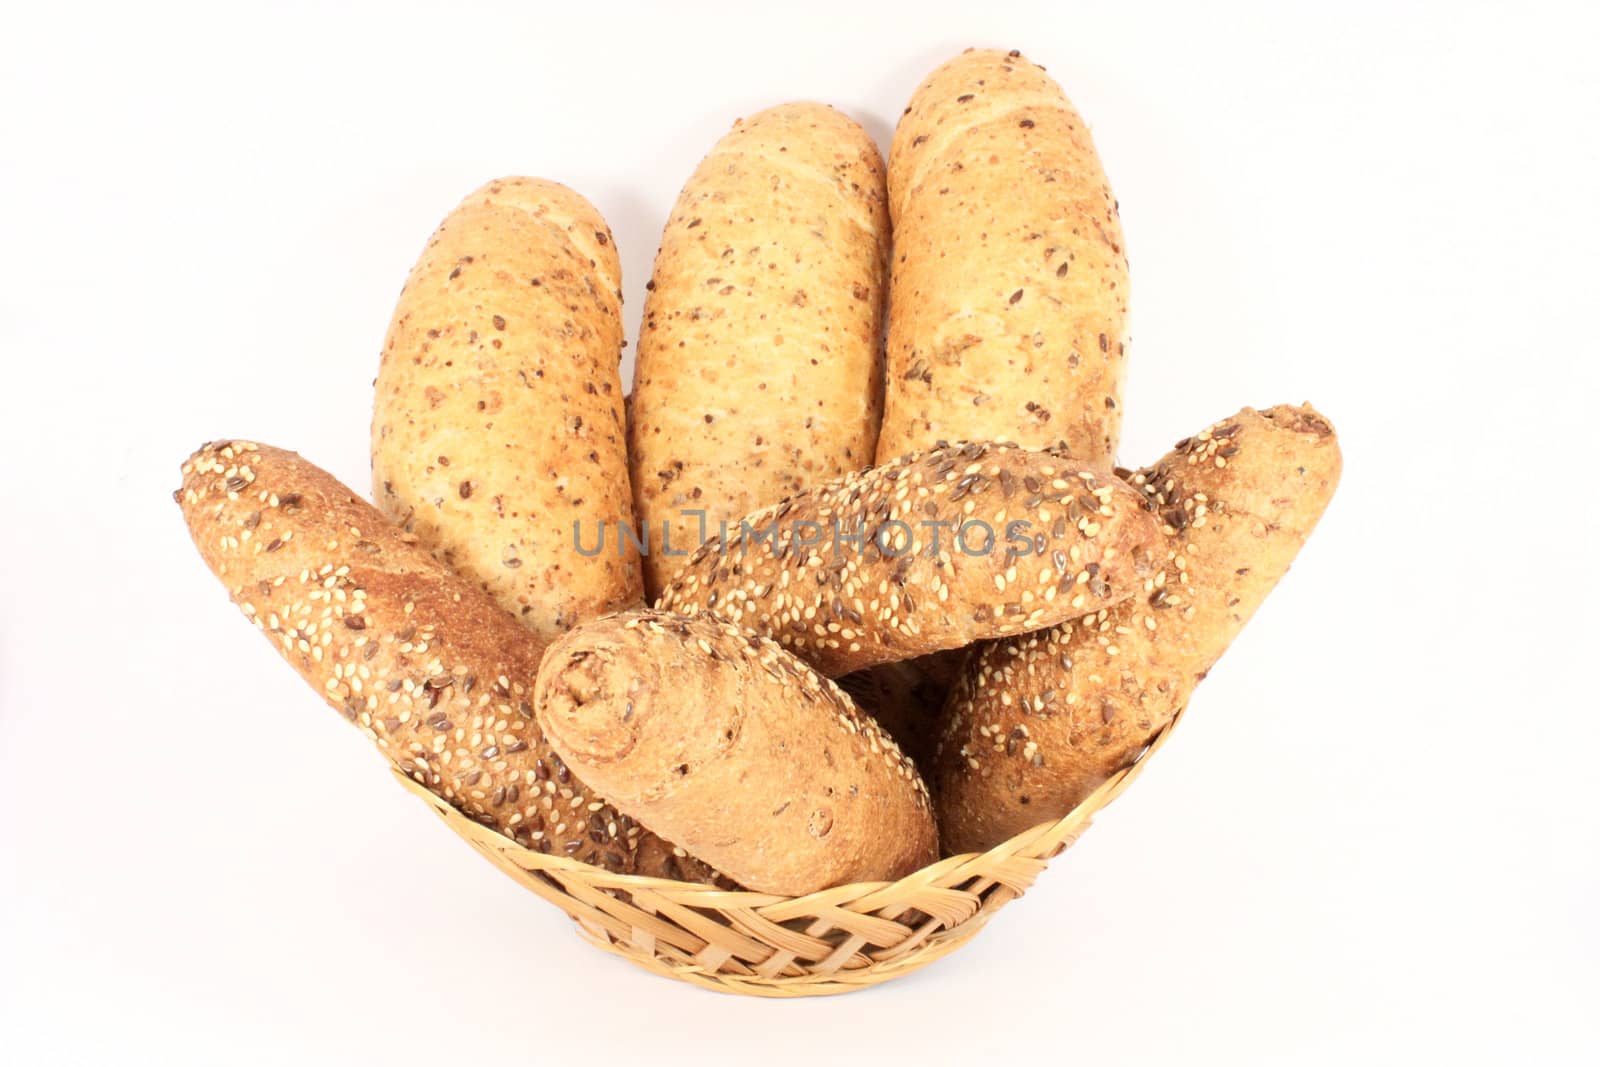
top-left (534, 609), bottom-right (937, 894)
top-left (629, 103), bottom-right (890, 596)
top-left (933, 405), bottom-right (1342, 853)
top-left (879, 48), bottom-right (1128, 465)
top-left (655, 440), bottom-right (1166, 677)
top-left (373, 177), bottom-right (640, 640)
top-left (177, 440), bottom-right (716, 883)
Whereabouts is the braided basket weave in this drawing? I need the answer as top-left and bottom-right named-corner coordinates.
top-left (392, 710), bottom-right (1183, 996)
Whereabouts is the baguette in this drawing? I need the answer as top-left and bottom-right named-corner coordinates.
top-left (373, 177), bottom-right (641, 640)
top-left (933, 405), bottom-right (1341, 852)
top-left (879, 48), bottom-right (1128, 465)
top-left (654, 440), bottom-right (1166, 677)
top-left (629, 103), bottom-right (889, 596)
top-left (534, 609), bottom-right (937, 894)
top-left (177, 440), bottom-right (716, 882)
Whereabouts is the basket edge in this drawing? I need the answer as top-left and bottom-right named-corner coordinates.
top-left (388, 704), bottom-right (1187, 903)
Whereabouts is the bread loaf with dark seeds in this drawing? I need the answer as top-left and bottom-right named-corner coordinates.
top-left (534, 609), bottom-right (937, 895)
top-left (933, 405), bottom-right (1341, 853)
top-left (654, 440), bottom-right (1166, 677)
top-left (629, 103), bottom-right (890, 598)
top-left (372, 177), bottom-right (642, 641)
top-left (879, 48), bottom-right (1128, 465)
top-left (177, 440), bottom-right (716, 883)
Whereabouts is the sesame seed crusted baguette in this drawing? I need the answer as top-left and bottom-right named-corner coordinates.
top-left (879, 48), bottom-right (1128, 465)
top-left (534, 609), bottom-right (937, 895)
top-left (629, 102), bottom-right (890, 598)
top-left (933, 405), bottom-right (1342, 853)
top-left (177, 440), bottom-right (718, 883)
top-left (373, 177), bottom-right (642, 641)
top-left (654, 440), bottom-right (1167, 678)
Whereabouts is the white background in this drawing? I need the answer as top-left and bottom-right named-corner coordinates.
top-left (3, 1), bottom-right (1597, 1063)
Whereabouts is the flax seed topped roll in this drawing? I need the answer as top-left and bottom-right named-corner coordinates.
top-left (655, 440), bottom-right (1166, 677)
top-left (373, 177), bottom-right (641, 641)
top-left (880, 48), bottom-right (1128, 465)
top-left (629, 103), bottom-right (890, 597)
top-left (177, 440), bottom-right (716, 883)
top-left (534, 609), bottom-right (937, 895)
top-left (933, 405), bottom-right (1342, 853)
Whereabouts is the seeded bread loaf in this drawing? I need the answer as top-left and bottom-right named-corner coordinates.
top-left (630, 103), bottom-right (890, 597)
top-left (534, 609), bottom-right (937, 894)
top-left (373, 177), bottom-right (641, 640)
top-left (933, 405), bottom-right (1341, 853)
top-left (177, 440), bottom-right (716, 883)
top-left (879, 48), bottom-right (1128, 465)
top-left (654, 440), bottom-right (1166, 677)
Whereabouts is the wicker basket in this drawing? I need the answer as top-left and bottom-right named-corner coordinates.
top-left (391, 709), bottom-right (1184, 997)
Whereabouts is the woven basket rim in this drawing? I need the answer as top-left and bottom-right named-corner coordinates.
top-left (389, 705), bottom-right (1186, 906)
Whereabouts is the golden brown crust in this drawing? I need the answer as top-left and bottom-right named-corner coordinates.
top-left (879, 48), bottom-right (1128, 465)
top-left (372, 177), bottom-right (641, 640)
top-left (629, 103), bottom-right (890, 596)
top-left (933, 405), bottom-right (1342, 853)
top-left (654, 440), bottom-right (1165, 677)
top-left (176, 440), bottom-right (716, 883)
top-left (534, 609), bottom-right (937, 895)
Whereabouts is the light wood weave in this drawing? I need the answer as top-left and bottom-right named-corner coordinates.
top-left (392, 710), bottom-right (1183, 996)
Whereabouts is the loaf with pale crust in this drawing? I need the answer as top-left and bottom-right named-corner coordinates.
top-left (177, 440), bottom-right (716, 883)
top-left (534, 609), bottom-right (937, 894)
top-left (629, 103), bottom-right (890, 596)
top-left (655, 440), bottom-right (1165, 677)
top-left (373, 177), bottom-right (641, 640)
top-left (933, 405), bottom-right (1341, 853)
top-left (879, 48), bottom-right (1128, 465)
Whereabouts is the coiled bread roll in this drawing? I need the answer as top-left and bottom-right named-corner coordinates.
top-left (535, 609), bottom-right (936, 894)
